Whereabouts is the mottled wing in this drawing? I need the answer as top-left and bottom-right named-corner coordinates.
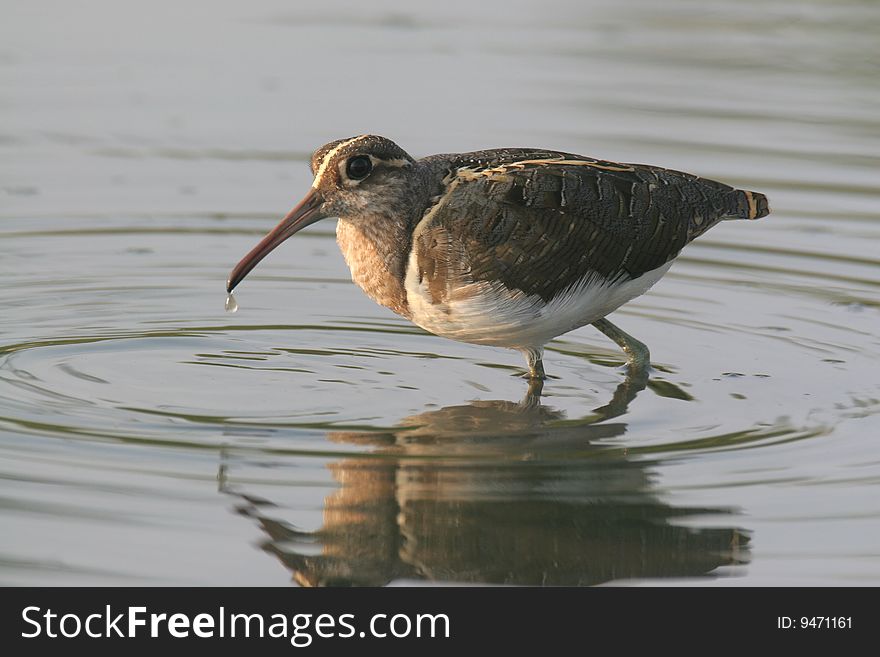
top-left (414, 156), bottom-right (738, 302)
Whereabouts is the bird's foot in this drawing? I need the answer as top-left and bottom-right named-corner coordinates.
top-left (593, 318), bottom-right (651, 372)
top-left (525, 375), bottom-right (545, 399)
top-left (520, 371), bottom-right (547, 381)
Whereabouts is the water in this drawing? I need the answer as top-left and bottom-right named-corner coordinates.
top-left (2, 0), bottom-right (879, 586)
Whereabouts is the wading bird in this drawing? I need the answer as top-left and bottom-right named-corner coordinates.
top-left (227, 135), bottom-right (768, 381)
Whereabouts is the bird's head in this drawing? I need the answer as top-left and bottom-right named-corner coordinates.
top-left (227, 134), bottom-right (415, 293)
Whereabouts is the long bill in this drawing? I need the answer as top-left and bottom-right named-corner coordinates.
top-left (226, 189), bottom-right (324, 293)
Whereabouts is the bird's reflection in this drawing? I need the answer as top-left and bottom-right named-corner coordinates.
top-left (220, 363), bottom-right (749, 586)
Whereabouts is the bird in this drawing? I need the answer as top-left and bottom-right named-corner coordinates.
top-left (227, 134), bottom-right (769, 381)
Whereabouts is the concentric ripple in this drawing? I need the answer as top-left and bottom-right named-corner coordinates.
top-left (2, 207), bottom-right (877, 458)
top-left (3, 184), bottom-right (879, 588)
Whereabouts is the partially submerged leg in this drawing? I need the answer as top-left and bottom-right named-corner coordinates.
top-left (521, 346), bottom-right (546, 380)
top-left (524, 376), bottom-right (544, 405)
top-left (592, 317), bottom-right (650, 370)
top-left (590, 318), bottom-right (651, 422)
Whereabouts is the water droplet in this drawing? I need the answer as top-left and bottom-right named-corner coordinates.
top-left (225, 292), bottom-right (239, 313)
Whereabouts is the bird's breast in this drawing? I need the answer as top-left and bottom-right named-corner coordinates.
top-left (336, 218), bottom-right (411, 319)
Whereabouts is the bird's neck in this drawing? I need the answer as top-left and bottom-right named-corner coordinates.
top-left (335, 164), bottom-right (448, 320)
top-left (336, 212), bottom-right (414, 319)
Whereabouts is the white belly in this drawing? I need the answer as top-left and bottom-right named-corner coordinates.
top-left (403, 259), bottom-right (672, 350)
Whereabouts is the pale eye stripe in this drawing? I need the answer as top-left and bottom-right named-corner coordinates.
top-left (380, 157), bottom-right (412, 169)
top-left (337, 155), bottom-right (413, 188)
top-left (312, 135), bottom-right (369, 188)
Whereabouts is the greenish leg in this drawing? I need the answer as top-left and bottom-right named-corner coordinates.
top-left (522, 347), bottom-right (546, 380)
top-left (592, 318), bottom-right (650, 370)
top-left (524, 376), bottom-right (544, 404)
top-left (589, 318), bottom-right (651, 422)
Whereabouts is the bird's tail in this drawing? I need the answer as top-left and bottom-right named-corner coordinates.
top-left (726, 189), bottom-right (770, 220)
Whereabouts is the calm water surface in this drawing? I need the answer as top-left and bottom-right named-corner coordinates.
top-left (2, 0), bottom-right (879, 585)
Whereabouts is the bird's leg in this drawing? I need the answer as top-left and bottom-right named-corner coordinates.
top-left (592, 318), bottom-right (650, 371)
top-left (525, 376), bottom-right (545, 402)
top-left (522, 347), bottom-right (546, 381)
top-left (589, 318), bottom-right (651, 422)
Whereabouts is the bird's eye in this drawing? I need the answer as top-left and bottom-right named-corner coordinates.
top-left (346, 155), bottom-right (372, 180)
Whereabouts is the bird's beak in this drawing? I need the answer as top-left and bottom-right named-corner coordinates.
top-left (226, 189), bottom-right (324, 292)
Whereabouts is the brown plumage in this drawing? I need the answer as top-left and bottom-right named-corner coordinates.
top-left (227, 135), bottom-right (769, 383)
top-left (414, 148), bottom-right (766, 304)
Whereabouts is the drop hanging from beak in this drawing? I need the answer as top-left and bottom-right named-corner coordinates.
top-left (226, 189), bottom-right (325, 293)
